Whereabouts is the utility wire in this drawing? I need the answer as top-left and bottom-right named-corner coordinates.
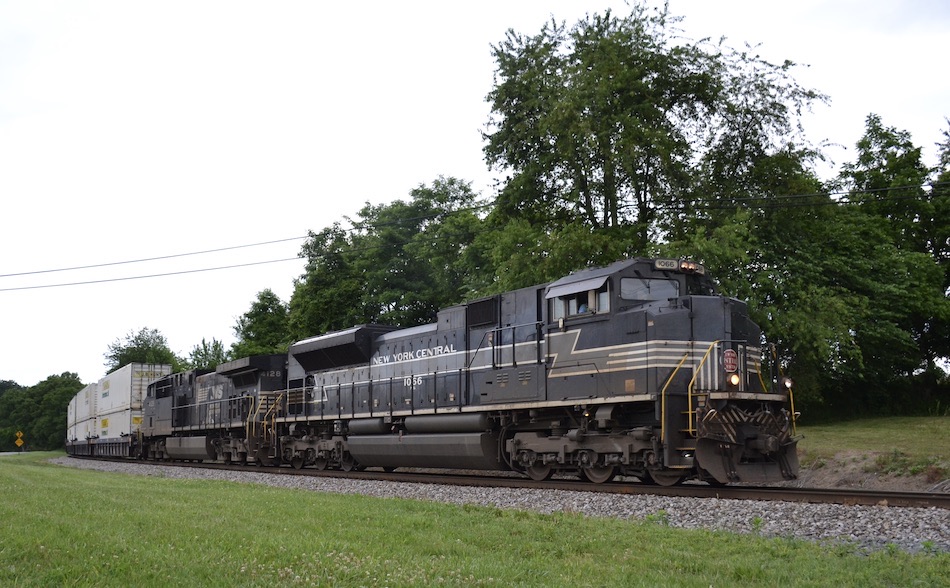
top-left (0, 203), bottom-right (493, 280)
top-left (0, 236), bottom-right (308, 279)
top-left (0, 258), bottom-right (303, 292)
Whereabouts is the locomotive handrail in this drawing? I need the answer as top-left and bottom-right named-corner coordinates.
top-left (240, 390), bottom-right (286, 459)
top-left (685, 341), bottom-right (722, 436)
top-left (770, 344), bottom-right (798, 435)
top-left (659, 351), bottom-right (693, 442)
top-left (246, 394), bottom-right (259, 441)
top-left (170, 396), bottom-right (244, 430)
top-left (467, 321), bottom-right (544, 370)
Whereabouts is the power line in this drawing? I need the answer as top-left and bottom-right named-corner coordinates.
top-left (0, 257), bottom-right (303, 293)
top-left (0, 236), bottom-right (308, 279)
top-left (0, 203), bottom-right (493, 280)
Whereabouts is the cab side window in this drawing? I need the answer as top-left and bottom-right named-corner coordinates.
top-left (549, 282), bottom-right (610, 319)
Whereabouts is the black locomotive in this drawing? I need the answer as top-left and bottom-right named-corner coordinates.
top-left (70, 258), bottom-right (800, 485)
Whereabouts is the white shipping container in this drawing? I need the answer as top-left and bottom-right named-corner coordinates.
top-left (73, 418), bottom-right (97, 441)
top-left (67, 395), bottom-right (77, 430)
top-left (66, 364), bottom-right (170, 442)
top-left (72, 382), bottom-right (97, 425)
top-left (66, 383), bottom-right (98, 442)
top-left (97, 407), bottom-right (140, 440)
top-left (67, 396), bottom-right (79, 442)
top-left (97, 363), bottom-right (171, 414)
top-left (67, 413), bottom-right (97, 442)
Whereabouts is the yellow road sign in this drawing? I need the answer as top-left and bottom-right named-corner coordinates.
top-left (16, 431), bottom-right (23, 438)
top-left (15, 438), bottom-right (24, 447)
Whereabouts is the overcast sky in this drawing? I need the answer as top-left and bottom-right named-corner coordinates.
top-left (1, 1), bottom-right (947, 387)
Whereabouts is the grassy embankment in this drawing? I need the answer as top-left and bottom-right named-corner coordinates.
top-left (796, 416), bottom-right (949, 483)
top-left (1, 444), bottom-right (947, 587)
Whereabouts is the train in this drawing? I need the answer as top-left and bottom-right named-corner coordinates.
top-left (66, 257), bottom-right (800, 485)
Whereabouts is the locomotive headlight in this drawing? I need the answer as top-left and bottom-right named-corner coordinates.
top-left (727, 373), bottom-right (741, 387)
top-left (782, 377), bottom-right (793, 390)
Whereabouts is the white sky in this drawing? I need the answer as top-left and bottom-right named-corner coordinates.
top-left (1, 1), bottom-right (947, 387)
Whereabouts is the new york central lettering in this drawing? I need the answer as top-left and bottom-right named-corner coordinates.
top-left (372, 343), bottom-right (457, 365)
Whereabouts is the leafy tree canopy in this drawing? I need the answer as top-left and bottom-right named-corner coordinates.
top-left (186, 338), bottom-right (229, 371)
top-left (290, 177), bottom-right (485, 335)
top-left (104, 327), bottom-right (182, 374)
top-left (230, 289), bottom-right (291, 359)
top-left (483, 2), bottom-right (823, 256)
top-left (0, 372), bottom-right (83, 451)
top-left (0, 379), bottom-right (20, 400)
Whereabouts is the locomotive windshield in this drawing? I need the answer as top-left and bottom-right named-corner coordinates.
top-left (686, 277), bottom-right (718, 296)
top-left (620, 275), bottom-right (717, 301)
top-left (620, 277), bottom-right (679, 303)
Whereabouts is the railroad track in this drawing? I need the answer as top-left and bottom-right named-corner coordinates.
top-left (76, 456), bottom-right (950, 509)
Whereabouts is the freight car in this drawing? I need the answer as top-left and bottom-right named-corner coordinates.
top-left (66, 363), bottom-right (173, 456)
top-left (68, 257), bottom-right (799, 485)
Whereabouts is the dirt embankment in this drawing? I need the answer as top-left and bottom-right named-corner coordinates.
top-left (786, 450), bottom-right (950, 493)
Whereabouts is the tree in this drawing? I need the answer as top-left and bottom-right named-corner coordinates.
top-left (483, 3), bottom-right (822, 263)
top-left (104, 327), bottom-right (182, 374)
top-left (289, 177), bottom-right (486, 335)
top-left (0, 379), bottom-right (20, 401)
top-left (927, 120), bottom-right (950, 356)
top-left (832, 115), bottom-right (950, 410)
top-left (346, 176), bottom-right (486, 326)
top-left (230, 289), bottom-right (291, 358)
top-left (838, 116), bottom-right (950, 362)
top-left (0, 373), bottom-right (82, 451)
top-left (839, 114), bottom-right (933, 251)
top-left (186, 338), bottom-right (229, 370)
top-left (933, 120), bottom-right (950, 273)
top-left (289, 222), bottom-right (368, 338)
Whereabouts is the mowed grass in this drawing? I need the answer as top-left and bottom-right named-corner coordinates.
top-left (1, 452), bottom-right (946, 587)
top-left (796, 417), bottom-right (949, 479)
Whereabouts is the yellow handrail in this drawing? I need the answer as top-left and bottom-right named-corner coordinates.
top-left (788, 385), bottom-right (798, 436)
top-left (659, 352), bottom-right (692, 441)
top-left (769, 345), bottom-right (798, 436)
top-left (259, 391), bottom-right (285, 446)
top-left (246, 395), bottom-right (260, 440)
top-left (685, 341), bottom-right (721, 435)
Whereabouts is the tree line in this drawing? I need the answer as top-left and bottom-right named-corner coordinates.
top-left (2, 3), bottom-right (947, 450)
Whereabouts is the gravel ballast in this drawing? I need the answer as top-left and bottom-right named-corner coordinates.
top-left (51, 457), bottom-right (949, 554)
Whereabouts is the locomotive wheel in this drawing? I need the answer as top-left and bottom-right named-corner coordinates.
top-left (526, 464), bottom-right (554, 481)
top-left (581, 465), bottom-right (616, 484)
top-left (313, 456), bottom-right (329, 470)
top-left (291, 455), bottom-right (304, 470)
top-left (340, 454), bottom-right (356, 472)
top-left (646, 469), bottom-right (685, 487)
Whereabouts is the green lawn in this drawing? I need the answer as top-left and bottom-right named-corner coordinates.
top-left (1, 450), bottom-right (946, 587)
